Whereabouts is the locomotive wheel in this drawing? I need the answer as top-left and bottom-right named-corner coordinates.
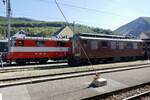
top-left (68, 59), bottom-right (79, 66)
top-left (39, 59), bottom-right (48, 64)
top-left (16, 60), bottom-right (26, 65)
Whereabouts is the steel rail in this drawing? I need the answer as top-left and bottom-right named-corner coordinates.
top-left (0, 61), bottom-right (149, 74)
top-left (84, 82), bottom-right (150, 100)
top-left (123, 90), bottom-right (150, 100)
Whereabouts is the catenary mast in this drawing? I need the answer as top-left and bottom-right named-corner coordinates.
top-left (4, 0), bottom-right (11, 52)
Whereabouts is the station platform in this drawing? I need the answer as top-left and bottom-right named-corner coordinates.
top-left (0, 64), bottom-right (150, 100)
top-left (0, 60), bottom-right (149, 81)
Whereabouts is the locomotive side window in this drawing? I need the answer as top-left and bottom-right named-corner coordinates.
top-left (83, 40), bottom-right (88, 47)
top-left (37, 41), bottom-right (45, 47)
top-left (57, 41), bottom-right (66, 47)
top-left (111, 41), bottom-right (116, 49)
top-left (119, 42), bottom-right (124, 49)
top-left (126, 42), bottom-right (133, 49)
top-left (18, 40), bottom-right (24, 47)
top-left (133, 43), bottom-right (138, 49)
top-left (91, 40), bottom-right (98, 50)
top-left (101, 41), bottom-right (108, 48)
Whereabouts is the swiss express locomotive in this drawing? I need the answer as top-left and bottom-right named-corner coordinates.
top-left (1, 33), bottom-right (72, 64)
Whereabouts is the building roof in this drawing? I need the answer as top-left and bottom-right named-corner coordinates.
top-left (52, 26), bottom-right (73, 38)
top-left (53, 26), bottom-right (66, 36)
top-left (140, 31), bottom-right (150, 39)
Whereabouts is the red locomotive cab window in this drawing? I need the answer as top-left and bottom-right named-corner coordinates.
top-left (18, 40), bottom-right (24, 47)
top-left (37, 41), bottom-right (45, 47)
top-left (57, 41), bottom-right (66, 47)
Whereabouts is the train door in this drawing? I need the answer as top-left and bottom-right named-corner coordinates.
top-left (143, 40), bottom-right (150, 58)
top-left (71, 35), bottom-right (81, 57)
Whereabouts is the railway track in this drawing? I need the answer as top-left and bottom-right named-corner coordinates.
top-left (0, 62), bottom-right (150, 88)
top-left (0, 62), bottom-right (68, 73)
top-left (85, 82), bottom-right (150, 100)
top-left (124, 90), bottom-right (150, 100)
top-left (0, 60), bottom-right (149, 74)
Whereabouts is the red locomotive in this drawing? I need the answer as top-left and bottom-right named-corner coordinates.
top-left (2, 32), bottom-right (72, 64)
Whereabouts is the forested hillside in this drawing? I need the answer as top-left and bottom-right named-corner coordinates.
top-left (0, 16), bottom-right (114, 38)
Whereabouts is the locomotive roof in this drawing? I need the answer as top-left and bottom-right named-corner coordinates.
top-left (14, 36), bottom-right (70, 41)
top-left (80, 36), bottom-right (143, 42)
top-left (79, 33), bottom-right (128, 39)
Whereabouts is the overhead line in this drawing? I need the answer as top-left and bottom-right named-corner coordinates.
top-left (59, 2), bottom-right (133, 19)
top-left (39, 0), bottom-right (134, 19)
top-left (54, 0), bottom-right (69, 25)
top-left (1, 0), bottom-right (129, 28)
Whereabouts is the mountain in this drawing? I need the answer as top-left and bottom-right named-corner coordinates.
top-left (0, 16), bottom-right (39, 24)
top-left (114, 17), bottom-right (150, 38)
top-left (0, 16), bottom-right (114, 38)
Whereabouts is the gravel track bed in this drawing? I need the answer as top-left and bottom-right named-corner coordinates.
top-left (137, 94), bottom-right (150, 100)
top-left (96, 83), bottom-right (150, 100)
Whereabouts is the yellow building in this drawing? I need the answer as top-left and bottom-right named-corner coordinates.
top-left (52, 26), bottom-right (74, 38)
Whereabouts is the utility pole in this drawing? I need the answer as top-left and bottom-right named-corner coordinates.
top-left (5, 0), bottom-right (11, 52)
top-left (73, 21), bottom-right (75, 33)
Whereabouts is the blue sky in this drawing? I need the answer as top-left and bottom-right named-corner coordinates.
top-left (0, 0), bottom-right (150, 30)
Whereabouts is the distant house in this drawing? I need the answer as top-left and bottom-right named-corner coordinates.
top-left (140, 32), bottom-right (150, 39)
top-left (52, 26), bottom-right (74, 38)
top-left (12, 30), bottom-right (26, 38)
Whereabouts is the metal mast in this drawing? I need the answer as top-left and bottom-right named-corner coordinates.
top-left (6, 0), bottom-right (11, 52)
